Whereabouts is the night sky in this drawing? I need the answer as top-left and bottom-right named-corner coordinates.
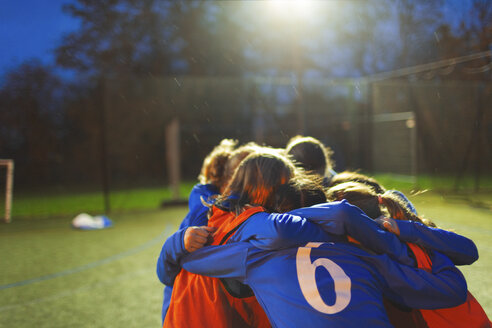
top-left (0, 0), bottom-right (79, 76)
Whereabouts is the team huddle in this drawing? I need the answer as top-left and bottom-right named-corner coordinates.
top-left (156, 136), bottom-right (491, 328)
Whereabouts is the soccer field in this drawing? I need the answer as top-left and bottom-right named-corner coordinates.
top-left (0, 192), bottom-right (490, 327)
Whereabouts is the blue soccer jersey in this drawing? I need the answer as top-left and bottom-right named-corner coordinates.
top-left (178, 183), bottom-right (219, 229)
top-left (181, 242), bottom-right (467, 328)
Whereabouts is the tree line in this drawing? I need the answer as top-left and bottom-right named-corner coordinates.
top-left (0, 0), bottom-right (490, 189)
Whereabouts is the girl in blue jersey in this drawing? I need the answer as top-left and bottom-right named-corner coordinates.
top-left (161, 139), bottom-right (267, 322)
top-left (160, 138), bottom-right (236, 321)
top-left (175, 181), bottom-right (468, 328)
top-left (179, 138), bottom-right (237, 229)
top-left (326, 181), bottom-right (489, 328)
top-left (163, 150), bottom-right (301, 328)
top-left (325, 181), bottom-right (478, 266)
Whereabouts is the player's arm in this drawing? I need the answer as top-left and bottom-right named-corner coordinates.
top-left (232, 211), bottom-right (345, 250)
top-left (232, 201), bottom-right (415, 267)
top-left (369, 250), bottom-right (468, 309)
top-left (230, 200), bottom-right (376, 250)
top-left (156, 228), bottom-right (188, 285)
top-left (180, 242), bottom-right (252, 282)
top-left (156, 225), bottom-right (215, 285)
top-left (378, 217), bottom-right (478, 265)
top-left (290, 200), bottom-right (416, 266)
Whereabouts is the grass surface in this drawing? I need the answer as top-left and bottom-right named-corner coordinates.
top-left (0, 207), bottom-right (188, 328)
top-left (409, 192), bottom-right (492, 316)
top-left (1, 182), bottom-right (195, 219)
top-left (0, 187), bottom-right (491, 327)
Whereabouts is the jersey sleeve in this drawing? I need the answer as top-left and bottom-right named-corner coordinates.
top-left (367, 250), bottom-right (468, 309)
top-left (291, 200), bottom-right (416, 266)
top-left (397, 220), bottom-right (478, 265)
top-left (180, 242), bottom-right (251, 282)
top-left (156, 228), bottom-right (189, 286)
top-left (231, 211), bottom-right (343, 250)
top-left (178, 184), bottom-right (217, 229)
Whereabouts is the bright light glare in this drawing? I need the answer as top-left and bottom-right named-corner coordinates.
top-left (266, 0), bottom-right (317, 22)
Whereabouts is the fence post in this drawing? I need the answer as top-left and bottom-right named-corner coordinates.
top-left (166, 118), bottom-right (181, 200)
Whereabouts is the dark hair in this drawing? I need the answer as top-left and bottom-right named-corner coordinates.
top-left (285, 135), bottom-right (334, 177)
top-left (327, 171), bottom-right (386, 194)
top-left (217, 150), bottom-right (296, 214)
top-left (326, 181), bottom-right (436, 227)
top-left (198, 139), bottom-right (237, 191)
top-left (273, 176), bottom-right (327, 213)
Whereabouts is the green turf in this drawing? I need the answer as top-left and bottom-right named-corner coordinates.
top-left (1, 182), bottom-right (195, 219)
top-left (408, 192), bottom-right (492, 316)
top-left (0, 207), bottom-right (188, 328)
top-left (0, 191), bottom-right (490, 327)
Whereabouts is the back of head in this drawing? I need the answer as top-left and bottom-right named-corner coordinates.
top-left (326, 181), bottom-right (435, 227)
top-left (285, 135), bottom-right (333, 177)
top-left (273, 176), bottom-right (327, 213)
top-left (198, 139), bottom-right (237, 191)
top-left (222, 142), bottom-right (263, 188)
top-left (328, 171), bottom-right (386, 194)
top-left (326, 181), bottom-right (382, 219)
top-left (220, 150), bottom-right (296, 213)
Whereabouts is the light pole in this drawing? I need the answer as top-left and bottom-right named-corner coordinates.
top-left (265, 0), bottom-right (317, 134)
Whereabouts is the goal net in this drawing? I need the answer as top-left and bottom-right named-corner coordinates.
top-left (0, 159), bottom-right (14, 223)
top-left (372, 111), bottom-right (417, 178)
top-left (371, 81), bottom-right (418, 183)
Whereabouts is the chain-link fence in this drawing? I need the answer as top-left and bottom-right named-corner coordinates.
top-left (4, 76), bottom-right (490, 218)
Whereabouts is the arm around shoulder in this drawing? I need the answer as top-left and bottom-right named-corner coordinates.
top-left (397, 220), bottom-right (479, 265)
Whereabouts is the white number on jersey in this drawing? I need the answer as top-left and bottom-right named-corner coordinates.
top-left (296, 242), bottom-right (351, 314)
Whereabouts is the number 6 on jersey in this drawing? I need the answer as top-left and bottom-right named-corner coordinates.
top-left (296, 242), bottom-right (352, 314)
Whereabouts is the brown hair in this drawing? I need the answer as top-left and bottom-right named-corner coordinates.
top-left (273, 175), bottom-right (327, 213)
top-left (218, 150), bottom-right (296, 214)
top-left (222, 142), bottom-right (262, 187)
top-left (198, 139), bottom-right (237, 191)
top-left (326, 181), bottom-right (436, 227)
top-left (285, 135), bottom-right (334, 177)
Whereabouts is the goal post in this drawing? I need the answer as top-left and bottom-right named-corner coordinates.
top-left (0, 159), bottom-right (14, 223)
top-left (371, 111), bottom-right (418, 184)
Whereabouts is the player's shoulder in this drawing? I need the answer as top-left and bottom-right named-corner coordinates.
top-left (189, 183), bottom-right (219, 204)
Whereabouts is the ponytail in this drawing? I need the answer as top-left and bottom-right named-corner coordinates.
top-left (379, 191), bottom-right (436, 227)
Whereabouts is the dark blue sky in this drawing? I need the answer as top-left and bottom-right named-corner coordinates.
top-left (0, 0), bottom-right (474, 80)
top-left (0, 0), bottom-right (79, 76)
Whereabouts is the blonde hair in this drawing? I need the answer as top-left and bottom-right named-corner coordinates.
top-left (326, 181), bottom-right (436, 227)
top-left (327, 171), bottom-right (385, 194)
top-left (198, 139), bottom-right (237, 191)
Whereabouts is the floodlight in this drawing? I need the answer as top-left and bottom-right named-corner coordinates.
top-left (266, 0), bottom-right (316, 21)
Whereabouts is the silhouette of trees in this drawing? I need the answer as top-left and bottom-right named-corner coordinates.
top-left (1, 0), bottom-right (490, 189)
top-left (0, 61), bottom-right (68, 186)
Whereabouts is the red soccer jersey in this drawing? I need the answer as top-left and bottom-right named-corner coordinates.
top-left (408, 243), bottom-right (491, 328)
top-left (163, 206), bottom-right (271, 328)
top-left (385, 243), bottom-right (491, 328)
